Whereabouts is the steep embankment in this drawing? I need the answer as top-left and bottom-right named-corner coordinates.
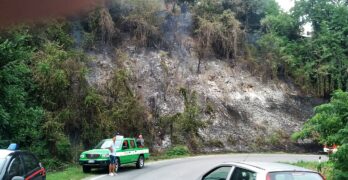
top-left (84, 7), bottom-right (322, 152)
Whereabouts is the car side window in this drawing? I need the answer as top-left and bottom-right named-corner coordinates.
top-left (230, 167), bottom-right (256, 180)
top-left (130, 140), bottom-right (135, 149)
top-left (22, 154), bottom-right (40, 175)
top-left (7, 156), bottom-right (24, 180)
top-left (122, 140), bottom-right (129, 149)
top-left (203, 166), bottom-right (232, 180)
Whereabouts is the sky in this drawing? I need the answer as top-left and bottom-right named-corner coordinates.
top-left (276, 0), bottom-right (295, 12)
top-left (275, 0), bottom-right (313, 36)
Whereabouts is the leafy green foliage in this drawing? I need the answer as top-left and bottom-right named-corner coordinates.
top-left (1, 13), bottom-right (159, 169)
top-left (0, 30), bottom-right (44, 151)
top-left (221, 0), bottom-right (280, 30)
top-left (1, 23), bottom-right (120, 169)
top-left (165, 145), bottom-right (190, 157)
top-left (178, 88), bottom-right (205, 137)
top-left (106, 70), bottom-right (149, 137)
top-left (31, 40), bottom-right (92, 163)
top-left (157, 88), bottom-right (205, 152)
top-left (261, 13), bottom-right (298, 38)
top-left (263, 2), bottom-right (348, 175)
top-left (293, 90), bottom-right (348, 178)
top-left (293, 90), bottom-right (348, 144)
top-left (259, 0), bottom-right (348, 96)
top-left (2, 0), bottom-right (348, 174)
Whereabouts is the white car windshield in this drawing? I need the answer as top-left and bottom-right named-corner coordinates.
top-left (95, 139), bottom-right (122, 149)
top-left (269, 172), bottom-right (324, 180)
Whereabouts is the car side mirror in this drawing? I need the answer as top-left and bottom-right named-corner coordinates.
top-left (12, 176), bottom-right (24, 180)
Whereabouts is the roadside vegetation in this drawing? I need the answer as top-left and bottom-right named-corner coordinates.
top-left (46, 165), bottom-right (90, 180)
top-left (1, 0), bottom-right (348, 177)
top-left (293, 90), bottom-right (348, 179)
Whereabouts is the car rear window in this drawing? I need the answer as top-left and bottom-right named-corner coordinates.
top-left (268, 172), bottom-right (324, 180)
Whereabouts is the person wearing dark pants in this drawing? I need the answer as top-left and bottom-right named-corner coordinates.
top-left (108, 135), bottom-right (118, 176)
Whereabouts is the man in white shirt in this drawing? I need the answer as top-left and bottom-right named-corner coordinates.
top-left (108, 135), bottom-right (118, 176)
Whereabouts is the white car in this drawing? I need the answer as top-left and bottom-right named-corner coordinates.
top-left (199, 162), bottom-right (325, 180)
top-left (323, 145), bottom-right (338, 154)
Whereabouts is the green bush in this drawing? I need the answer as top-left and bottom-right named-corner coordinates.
top-left (293, 90), bottom-right (348, 179)
top-left (166, 145), bottom-right (190, 157)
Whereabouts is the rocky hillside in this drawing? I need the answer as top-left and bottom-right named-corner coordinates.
top-left (3, 0), bottom-right (348, 171)
top-left (83, 5), bottom-right (322, 152)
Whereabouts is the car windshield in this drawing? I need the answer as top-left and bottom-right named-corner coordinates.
top-left (269, 172), bottom-right (324, 180)
top-left (94, 139), bottom-right (122, 149)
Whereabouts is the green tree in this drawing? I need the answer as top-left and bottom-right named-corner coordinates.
top-left (177, 88), bottom-right (205, 151)
top-left (258, 0), bottom-right (348, 96)
top-left (106, 70), bottom-right (149, 137)
top-left (221, 0), bottom-right (280, 30)
top-left (0, 31), bottom-right (44, 149)
top-left (293, 90), bottom-right (348, 179)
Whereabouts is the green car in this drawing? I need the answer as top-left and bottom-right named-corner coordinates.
top-left (79, 136), bottom-right (150, 173)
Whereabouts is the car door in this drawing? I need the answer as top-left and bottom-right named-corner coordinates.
top-left (129, 140), bottom-right (138, 162)
top-left (119, 140), bottom-right (132, 164)
top-left (230, 167), bottom-right (257, 180)
top-left (21, 153), bottom-right (44, 180)
top-left (202, 166), bottom-right (233, 180)
top-left (4, 155), bottom-right (25, 180)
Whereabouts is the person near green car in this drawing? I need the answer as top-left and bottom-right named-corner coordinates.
top-left (108, 134), bottom-right (118, 176)
top-left (79, 135), bottom-right (149, 173)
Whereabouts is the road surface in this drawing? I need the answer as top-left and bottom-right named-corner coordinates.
top-left (84, 153), bottom-right (327, 180)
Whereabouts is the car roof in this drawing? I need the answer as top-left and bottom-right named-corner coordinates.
top-left (103, 137), bottom-right (135, 141)
top-left (0, 150), bottom-right (14, 158)
top-left (220, 162), bottom-right (316, 173)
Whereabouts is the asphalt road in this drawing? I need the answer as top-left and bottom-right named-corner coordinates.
top-left (84, 154), bottom-right (327, 180)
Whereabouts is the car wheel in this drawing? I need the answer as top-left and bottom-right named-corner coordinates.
top-left (136, 155), bottom-right (144, 169)
top-left (83, 165), bottom-right (91, 173)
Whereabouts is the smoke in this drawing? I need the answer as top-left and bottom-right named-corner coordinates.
top-left (0, 0), bottom-right (105, 27)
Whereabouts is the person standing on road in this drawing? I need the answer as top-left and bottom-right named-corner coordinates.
top-left (108, 135), bottom-right (118, 176)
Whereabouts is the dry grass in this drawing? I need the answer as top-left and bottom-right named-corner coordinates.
top-left (195, 9), bottom-right (244, 62)
top-left (98, 7), bottom-right (116, 44)
top-left (120, 0), bottom-right (163, 47)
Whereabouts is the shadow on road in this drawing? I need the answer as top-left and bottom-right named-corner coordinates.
top-left (86, 165), bottom-right (140, 175)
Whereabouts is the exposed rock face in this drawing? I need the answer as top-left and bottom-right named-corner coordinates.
top-left (86, 52), bottom-right (116, 90)
top-left (85, 9), bottom-right (323, 152)
top-left (86, 45), bottom-right (322, 152)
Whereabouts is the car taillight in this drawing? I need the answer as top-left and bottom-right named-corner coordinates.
top-left (266, 173), bottom-right (271, 180)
